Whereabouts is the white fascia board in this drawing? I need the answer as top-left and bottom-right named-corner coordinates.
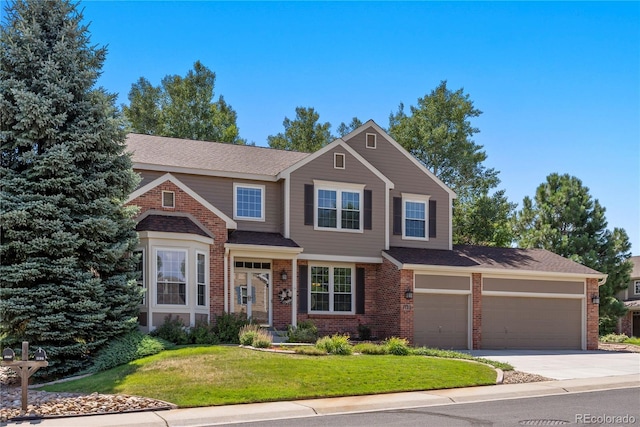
top-left (401, 263), bottom-right (606, 280)
top-left (298, 253), bottom-right (383, 264)
top-left (137, 230), bottom-right (214, 245)
top-left (224, 243), bottom-right (303, 259)
top-left (381, 251), bottom-right (403, 269)
top-left (482, 290), bottom-right (585, 299)
top-left (133, 163), bottom-right (278, 182)
top-left (126, 172), bottom-right (237, 229)
top-left (276, 139), bottom-right (394, 189)
top-left (342, 120), bottom-right (456, 199)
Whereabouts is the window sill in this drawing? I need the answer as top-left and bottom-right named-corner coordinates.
top-left (306, 313), bottom-right (356, 318)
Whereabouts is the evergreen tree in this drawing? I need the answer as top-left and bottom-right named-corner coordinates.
top-left (0, 0), bottom-right (141, 377)
top-left (512, 173), bottom-right (632, 334)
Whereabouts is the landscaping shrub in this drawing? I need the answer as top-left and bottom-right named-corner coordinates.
top-left (316, 334), bottom-right (353, 355)
top-left (295, 346), bottom-right (327, 356)
top-left (287, 320), bottom-right (318, 343)
top-left (150, 315), bottom-right (190, 345)
top-left (384, 337), bottom-right (410, 355)
top-left (600, 333), bottom-right (629, 343)
top-left (252, 329), bottom-right (273, 348)
top-left (189, 321), bottom-right (219, 345)
top-left (357, 323), bottom-right (372, 341)
top-left (89, 331), bottom-right (173, 373)
top-left (353, 342), bottom-right (388, 355)
top-left (239, 324), bottom-right (261, 346)
top-left (214, 312), bottom-right (252, 344)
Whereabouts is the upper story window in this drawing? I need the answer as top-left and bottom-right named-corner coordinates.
top-left (402, 193), bottom-right (430, 240)
top-left (366, 133), bottom-right (377, 149)
top-left (635, 280), bottom-right (640, 295)
top-left (314, 180), bottom-right (364, 232)
top-left (156, 249), bottom-right (187, 305)
top-left (334, 153), bottom-right (345, 169)
top-left (234, 183), bottom-right (265, 221)
top-left (162, 191), bottom-right (175, 208)
top-left (309, 265), bottom-right (354, 314)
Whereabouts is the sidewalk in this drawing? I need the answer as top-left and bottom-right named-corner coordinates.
top-left (8, 374), bottom-right (638, 427)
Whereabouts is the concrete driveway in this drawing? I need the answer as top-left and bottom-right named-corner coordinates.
top-left (469, 350), bottom-right (640, 380)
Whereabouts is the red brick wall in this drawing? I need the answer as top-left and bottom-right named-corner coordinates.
top-left (271, 259), bottom-right (293, 330)
top-left (127, 180), bottom-right (228, 320)
top-left (472, 273), bottom-right (482, 350)
top-left (586, 278), bottom-right (600, 350)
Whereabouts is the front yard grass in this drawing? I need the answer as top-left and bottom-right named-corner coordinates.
top-left (42, 346), bottom-right (498, 407)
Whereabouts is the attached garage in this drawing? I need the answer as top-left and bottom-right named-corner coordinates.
top-left (413, 274), bottom-right (470, 349)
top-left (481, 278), bottom-right (585, 350)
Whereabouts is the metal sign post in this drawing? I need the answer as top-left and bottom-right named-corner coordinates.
top-left (1, 341), bottom-right (49, 413)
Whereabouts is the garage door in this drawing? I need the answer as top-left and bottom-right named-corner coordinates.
top-left (482, 296), bottom-right (582, 349)
top-left (414, 293), bottom-right (469, 349)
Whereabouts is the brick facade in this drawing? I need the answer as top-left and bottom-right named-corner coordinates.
top-left (586, 278), bottom-right (600, 350)
top-left (471, 273), bottom-right (482, 350)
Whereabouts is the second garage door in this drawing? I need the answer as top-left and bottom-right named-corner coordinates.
top-left (482, 296), bottom-right (582, 349)
top-left (414, 293), bottom-right (469, 349)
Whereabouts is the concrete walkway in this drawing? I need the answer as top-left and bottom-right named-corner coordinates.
top-left (10, 375), bottom-right (639, 427)
top-left (468, 350), bottom-right (640, 380)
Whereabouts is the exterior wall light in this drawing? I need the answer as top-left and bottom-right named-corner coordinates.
top-left (404, 289), bottom-right (413, 300)
top-left (281, 270), bottom-right (288, 281)
top-left (591, 294), bottom-right (600, 305)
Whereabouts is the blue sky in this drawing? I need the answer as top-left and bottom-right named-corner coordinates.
top-left (79, 1), bottom-right (639, 255)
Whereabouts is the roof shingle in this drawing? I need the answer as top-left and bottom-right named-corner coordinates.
top-left (136, 214), bottom-right (211, 238)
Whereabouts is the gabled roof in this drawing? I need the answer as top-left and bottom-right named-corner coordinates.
top-left (227, 230), bottom-right (300, 248)
top-left (126, 133), bottom-right (310, 181)
top-left (341, 120), bottom-right (456, 199)
top-left (383, 245), bottom-right (605, 278)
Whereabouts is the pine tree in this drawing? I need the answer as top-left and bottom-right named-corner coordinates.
top-left (1, 0), bottom-right (141, 377)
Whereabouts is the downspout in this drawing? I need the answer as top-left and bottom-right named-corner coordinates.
top-left (224, 247), bottom-right (229, 313)
top-left (598, 275), bottom-right (608, 286)
top-left (291, 257), bottom-right (298, 328)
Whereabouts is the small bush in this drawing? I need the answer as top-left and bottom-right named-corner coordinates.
top-left (353, 342), bottom-right (388, 355)
top-left (189, 321), bottom-right (219, 345)
top-left (214, 312), bottom-right (252, 344)
top-left (316, 334), bottom-right (353, 355)
top-left (239, 324), bottom-right (261, 346)
top-left (150, 315), bottom-right (190, 345)
top-left (287, 320), bottom-right (318, 343)
top-left (600, 333), bottom-right (629, 343)
top-left (357, 324), bottom-right (372, 341)
top-left (90, 331), bottom-right (173, 373)
top-left (384, 337), bottom-right (410, 355)
top-left (252, 329), bottom-right (273, 348)
top-left (295, 346), bottom-right (327, 356)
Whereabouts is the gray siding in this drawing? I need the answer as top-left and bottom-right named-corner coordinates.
top-left (289, 146), bottom-right (386, 258)
top-left (134, 170), bottom-right (283, 233)
top-left (345, 127), bottom-right (451, 250)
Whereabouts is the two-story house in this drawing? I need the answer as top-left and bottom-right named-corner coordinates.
top-left (125, 120), bottom-right (605, 350)
top-left (618, 256), bottom-right (640, 337)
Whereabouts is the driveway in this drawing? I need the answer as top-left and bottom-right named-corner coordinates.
top-left (468, 350), bottom-right (640, 380)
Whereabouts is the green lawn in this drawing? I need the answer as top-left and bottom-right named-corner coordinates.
top-left (42, 346), bottom-right (498, 407)
top-left (624, 337), bottom-right (640, 346)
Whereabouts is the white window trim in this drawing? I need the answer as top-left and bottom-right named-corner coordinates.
top-left (402, 193), bottom-right (430, 241)
top-left (196, 250), bottom-right (208, 307)
top-left (154, 247), bottom-right (188, 307)
top-left (334, 153), bottom-right (346, 169)
top-left (161, 191), bottom-right (175, 208)
top-left (313, 180), bottom-right (365, 233)
top-left (308, 264), bottom-right (355, 315)
top-left (634, 280), bottom-right (640, 295)
top-left (233, 183), bottom-right (265, 222)
top-left (365, 133), bottom-right (377, 149)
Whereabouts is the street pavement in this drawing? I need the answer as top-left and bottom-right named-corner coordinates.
top-left (7, 351), bottom-right (640, 427)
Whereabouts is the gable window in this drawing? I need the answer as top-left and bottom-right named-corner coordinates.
top-left (162, 191), bottom-right (175, 208)
top-left (366, 133), bottom-right (376, 149)
top-left (314, 181), bottom-right (364, 232)
top-left (635, 280), bottom-right (640, 295)
top-left (234, 183), bottom-right (265, 221)
top-left (334, 153), bottom-right (345, 169)
top-left (310, 265), bottom-right (353, 313)
top-left (156, 249), bottom-right (187, 305)
top-left (402, 193), bottom-right (430, 240)
top-left (196, 252), bottom-right (207, 306)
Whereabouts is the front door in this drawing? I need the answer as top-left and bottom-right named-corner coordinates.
top-left (233, 269), bottom-right (271, 326)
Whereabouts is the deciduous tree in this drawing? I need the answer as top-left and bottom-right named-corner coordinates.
top-left (512, 173), bottom-right (632, 333)
top-left (0, 0), bottom-right (141, 377)
top-left (267, 107), bottom-right (333, 152)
